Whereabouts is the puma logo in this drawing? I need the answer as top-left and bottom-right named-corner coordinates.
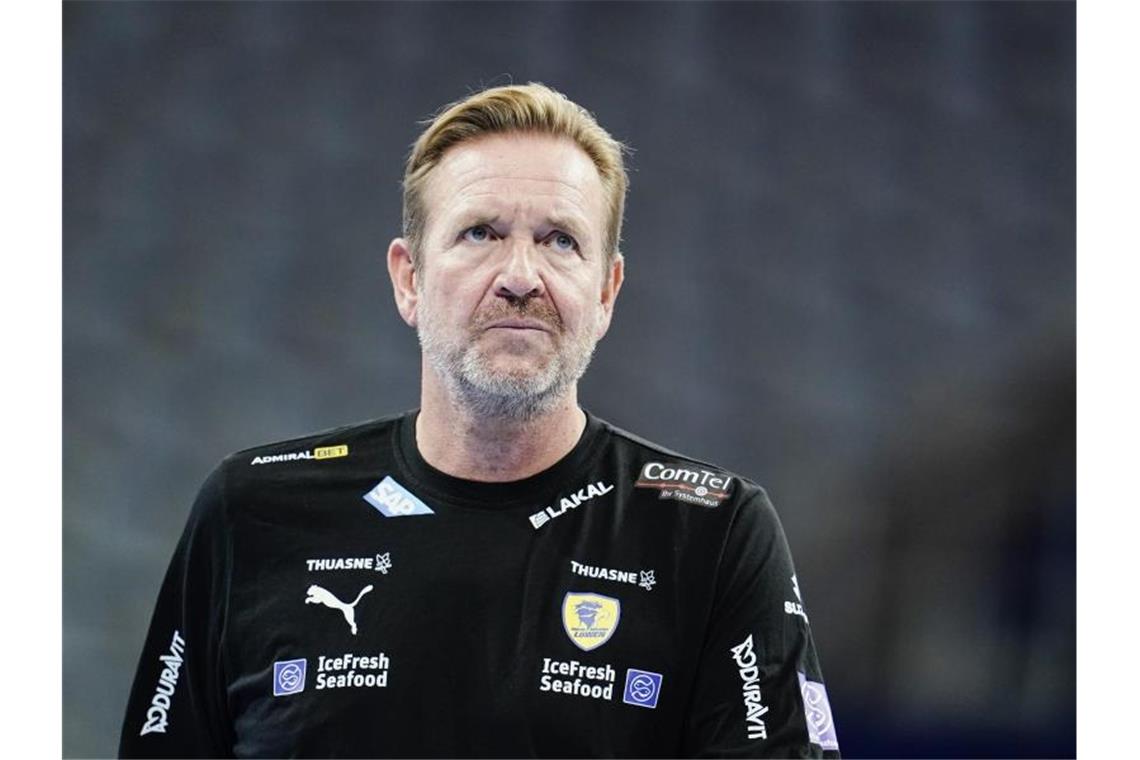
top-left (305, 584), bottom-right (373, 635)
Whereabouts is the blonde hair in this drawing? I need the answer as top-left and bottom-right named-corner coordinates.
top-left (402, 82), bottom-right (629, 266)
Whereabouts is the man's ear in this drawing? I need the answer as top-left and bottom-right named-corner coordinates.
top-left (596, 253), bottom-right (625, 339)
top-left (387, 237), bottom-right (419, 327)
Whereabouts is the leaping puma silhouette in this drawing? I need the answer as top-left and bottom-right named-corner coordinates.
top-left (305, 584), bottom-right (373, 635)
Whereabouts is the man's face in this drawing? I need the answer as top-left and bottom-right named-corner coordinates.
top-left (402, 132), bottom-right (622, 420)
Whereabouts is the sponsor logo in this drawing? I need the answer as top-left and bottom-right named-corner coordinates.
top-left (562, 592), bottom-right (621, 651)
top-left (730, 634), bottom-right (769, 741)
top-left (363, 476), bottom-right (435, 517)
top-left (798, 672), bottom-right (839, 751)
top-left (570, 560), bottom-right (656, 591)
top-left (250, 445), bottom-right (348, 465)
top-left (634, 462), bottom-right (732, 507)
top-left (539, 657), bottom-right (616, 701)
top-left (316, 652), bottom-right (390, 690)
top-left (623, 668), bottom-right (663, 709)
top-left (305, 584), bottom-right (373, 635)
top-left (273, 658), bottom-right (307, 697)
top-left (785, 574), bottom-right (809, 623)
top-left (306, 552), bottom-right (392, 574)
top-left (139, 630), bottom-right (186, 736)
top-left (529, 481), bottom-right (614, 529)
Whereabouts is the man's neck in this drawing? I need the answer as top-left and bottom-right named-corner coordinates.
top-left (414, 369), bottom-right (587, 482)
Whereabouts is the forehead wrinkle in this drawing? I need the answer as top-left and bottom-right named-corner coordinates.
top-left (449, 194), bottom-right (593, 236)
top-left (450, 174), bottom-right (591, 206)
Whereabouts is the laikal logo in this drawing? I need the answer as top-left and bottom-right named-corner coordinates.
top-left (562, 592), bottom-right (621, 651)
top-left (529, 481), bottom-right (614, 529)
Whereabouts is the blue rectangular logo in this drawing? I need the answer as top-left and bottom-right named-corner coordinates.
top-left (273, 658), bottom-right (307, 696)
top-left (363, 476), bottom-right (435, 517)
top-left (798, 672), bottom-right (839, 751)
top-left (622, 668), bottom-right (663, 709)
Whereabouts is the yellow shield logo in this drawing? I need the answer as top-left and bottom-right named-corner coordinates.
top-left (562, 592), bottom-right (621, 651)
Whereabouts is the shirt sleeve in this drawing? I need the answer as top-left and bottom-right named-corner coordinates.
top-left (119, 462), bottom-right (235, 758)
top-left (682, 487), bottom-right (841, 758)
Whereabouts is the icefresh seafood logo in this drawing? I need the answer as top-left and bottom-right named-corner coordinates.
top-left (562, 592), bottom-right (621, 651)
top-left (139, 630), bottom-right (186, 735)
top-left (622, 668), bottom-right (663, 709)
top-left (273, 658), bottom-right (307, 696)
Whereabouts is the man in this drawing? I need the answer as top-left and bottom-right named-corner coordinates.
top-left (120, 83), bottom-right (840, 758)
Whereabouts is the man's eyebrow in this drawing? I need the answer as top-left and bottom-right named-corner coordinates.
top-left (544, 214), bottom-right (591, 241)
top-left (450, 212), bottom-right (501, 230)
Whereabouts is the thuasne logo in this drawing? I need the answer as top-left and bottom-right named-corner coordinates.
top-left (139, 630), bottom-right (186, 736)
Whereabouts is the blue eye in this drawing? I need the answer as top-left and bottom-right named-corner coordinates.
top-left (463, 225), bottom-right (493, 243)
top-left (546, 231), bottom-right (579, 252)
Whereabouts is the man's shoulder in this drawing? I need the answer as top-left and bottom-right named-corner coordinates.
top-left (218, 411), bottom-right (410, 471)
top-left (596, 416), bottom-right (770, 507)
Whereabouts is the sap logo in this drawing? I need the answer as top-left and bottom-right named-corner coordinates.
top-left (363, 476), bottom-right (435, 517)
top-left (139, 630), bottom-right (186, 736)
top-left (529, 481), bottom-right (613, 529)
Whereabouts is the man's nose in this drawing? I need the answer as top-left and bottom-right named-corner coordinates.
top-left (494, 238), bottom-right (545, 300)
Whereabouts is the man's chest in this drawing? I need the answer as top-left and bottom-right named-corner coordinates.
top-left (221, 497), bottom-right (715, 757)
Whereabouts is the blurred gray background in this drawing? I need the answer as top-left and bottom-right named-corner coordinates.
top-left (63, 2), bottom-right (1074, 757)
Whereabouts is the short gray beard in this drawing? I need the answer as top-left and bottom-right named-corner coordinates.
top-left (417, 301), bottom-right (599, 423)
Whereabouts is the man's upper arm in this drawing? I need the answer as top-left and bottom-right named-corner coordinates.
top-left (682, 488), bottom-right (840, 758)
top-left (119, 462), bottom-right (234, 758)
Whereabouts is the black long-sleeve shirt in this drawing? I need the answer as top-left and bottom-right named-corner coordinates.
top-left (120, 410), bottom-right (840, 758)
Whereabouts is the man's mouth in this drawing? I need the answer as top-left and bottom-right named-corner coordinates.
top-left (485, 318), bottom-right (553, 332)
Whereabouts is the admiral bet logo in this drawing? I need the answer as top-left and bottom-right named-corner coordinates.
top-left (562, 592), bottom-right (621, 651)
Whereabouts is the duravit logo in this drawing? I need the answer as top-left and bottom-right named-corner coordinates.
top-left (363, 476), bottom-right (435, 517)
top-left (139, 630), bottom-right (185, 736)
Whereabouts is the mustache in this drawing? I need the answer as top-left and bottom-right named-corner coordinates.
top-left (472, 298), bottom-right (563, 331)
